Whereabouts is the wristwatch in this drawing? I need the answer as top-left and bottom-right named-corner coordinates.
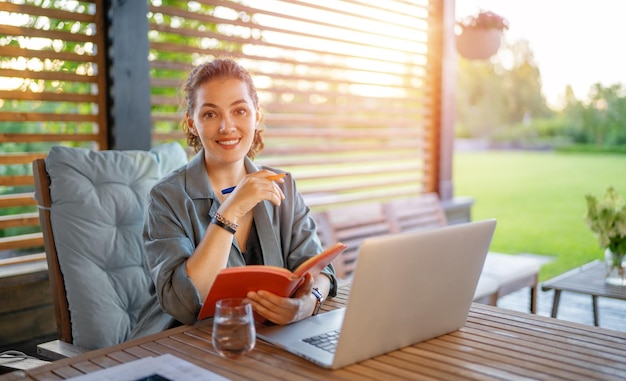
top-left (311, 287), bottom-right (324, 316)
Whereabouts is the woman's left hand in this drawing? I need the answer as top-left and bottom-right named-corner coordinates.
top-left (246, 273), bottom-right (316, 325)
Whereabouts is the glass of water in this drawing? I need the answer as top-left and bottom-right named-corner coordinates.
top-left (212, 298), bottom-right (256, 359)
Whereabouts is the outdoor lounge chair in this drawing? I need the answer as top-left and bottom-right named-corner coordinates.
top-left (32, 143), bottom-right (187, 359)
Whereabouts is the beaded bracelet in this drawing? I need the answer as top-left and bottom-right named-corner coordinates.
top-left (211, 212), bottom-right (238, 234)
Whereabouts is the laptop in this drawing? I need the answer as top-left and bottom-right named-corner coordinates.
top-left (256, 219), bottom-right (497, 369)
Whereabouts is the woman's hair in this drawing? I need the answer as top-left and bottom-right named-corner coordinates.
top-left (181, 58), bottom-right (265, 159)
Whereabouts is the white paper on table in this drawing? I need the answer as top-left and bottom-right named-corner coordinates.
top-left (66, 354), bottom-right (231, 381)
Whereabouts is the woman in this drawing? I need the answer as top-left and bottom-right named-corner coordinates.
top-left (132, 58), bottom-right (336, 337)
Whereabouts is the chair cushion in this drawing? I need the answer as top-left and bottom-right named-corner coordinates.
top-left (482, 252), bottom-right (542, 283)
top-left (45, 143), bottom-right (188, 349)
top-left (473, 274), bottom-right (499, 300)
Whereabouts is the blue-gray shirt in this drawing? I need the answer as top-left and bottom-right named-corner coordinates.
top-left (131, 151), bottom-right (336, 338)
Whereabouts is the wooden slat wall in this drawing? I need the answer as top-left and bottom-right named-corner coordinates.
top-left (0, 0), bottom-right (108, 257)
top-left (0, 0), bottom-right (444, 260)
top-left (148, 0), bottom-right (442, 210)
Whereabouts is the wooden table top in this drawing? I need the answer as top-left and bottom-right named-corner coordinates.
top-left (3, 284), bottom-right (626, 381)
top-left (542, 260), bottom-right (626, 300)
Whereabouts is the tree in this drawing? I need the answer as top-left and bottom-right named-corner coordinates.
top-left (501, 40), bottom-right (552, 123)
top-left (455, 39), bottom-right (553, 139)
top-left (455, 58), bottom-right (509, 138)
top-left (565, 83), bottom-right (626, 146)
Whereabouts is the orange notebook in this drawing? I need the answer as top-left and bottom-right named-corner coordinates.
top-left (198, 242), bottom-right (347, 320)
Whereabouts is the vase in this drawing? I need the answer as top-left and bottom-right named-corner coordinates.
top-left (604, 248), bottom-right (626, 286)
top-left (456, 28), bottom-right (502, 60)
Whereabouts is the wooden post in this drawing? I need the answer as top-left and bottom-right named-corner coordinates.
top-left (106, 0), bottom-right (152, 150)
top-left (438, 0), bottom-right (457, 201)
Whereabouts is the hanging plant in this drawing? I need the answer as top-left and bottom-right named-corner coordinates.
top-left (456, 10), bottom-right (509, 60)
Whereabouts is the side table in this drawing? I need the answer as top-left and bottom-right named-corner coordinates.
top-left (541, 260), bottom-right (626, 326)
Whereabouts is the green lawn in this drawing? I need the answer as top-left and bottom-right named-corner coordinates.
top-left (453, 150), bottom-right (626, 281)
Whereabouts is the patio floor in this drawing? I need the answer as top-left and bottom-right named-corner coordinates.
top-left (496, 285), bottom-right (626, 333)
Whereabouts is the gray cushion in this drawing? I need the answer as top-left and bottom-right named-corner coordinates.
top-left (45, 143), bottom-right (188, 349)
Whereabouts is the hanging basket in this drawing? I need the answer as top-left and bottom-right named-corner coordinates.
top-left (456, 28), bottom-right (502, 60)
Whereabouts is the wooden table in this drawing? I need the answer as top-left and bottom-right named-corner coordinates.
top-left (3, 284), bottom-right (626, 381)
top-left (542, 260), bottom-right (626, 326)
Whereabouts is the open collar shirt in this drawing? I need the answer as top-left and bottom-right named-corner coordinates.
top-left (132, 150), bottom-right (336, 338)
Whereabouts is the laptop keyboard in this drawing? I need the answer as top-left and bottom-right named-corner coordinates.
top-left (302, 329), bottom-right (340, 353)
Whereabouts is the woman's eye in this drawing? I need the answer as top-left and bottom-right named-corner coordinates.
top-left (236, 109), bottom-right (247, 116)
top-left (203, 111), bottom-right (216, 119)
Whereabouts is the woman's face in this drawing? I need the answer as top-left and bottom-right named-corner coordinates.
top-left (187, 78), bottom-right (259, 165)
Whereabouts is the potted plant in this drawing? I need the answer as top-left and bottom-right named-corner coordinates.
top-left (456, 10), bottom-right (509, 60)
top-left (584, 187), bottom-right (626, 285)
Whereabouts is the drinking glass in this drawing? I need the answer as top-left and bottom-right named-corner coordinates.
top-left (212, 298), bottom-right (256, 359)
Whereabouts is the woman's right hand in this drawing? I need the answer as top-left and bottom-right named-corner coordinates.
top-left (188, 171), bottom-right (285, 300)
top-left (220, 170), bottom-right (286, 220)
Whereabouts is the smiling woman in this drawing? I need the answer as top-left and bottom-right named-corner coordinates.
top-left (128, 57), bottom-right (341, 336)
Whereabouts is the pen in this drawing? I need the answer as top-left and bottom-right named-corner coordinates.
top-left (221, 173), bottom-right (287, 194)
